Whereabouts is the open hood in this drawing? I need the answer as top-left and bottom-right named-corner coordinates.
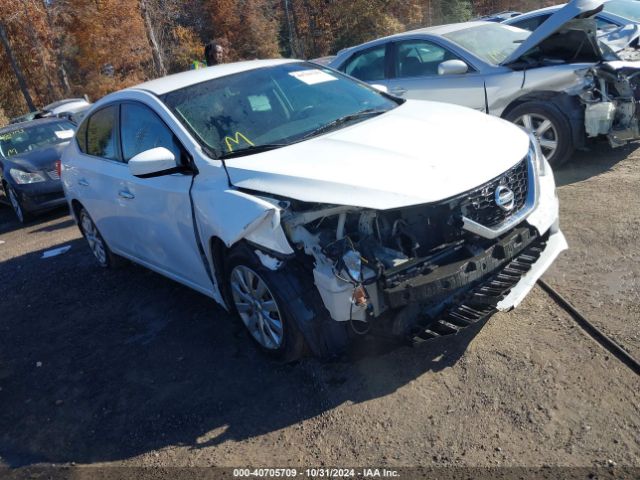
top-left (501, 0), bottom-right (606, 66)
top-left (224, 100), bottom-right (530, 210)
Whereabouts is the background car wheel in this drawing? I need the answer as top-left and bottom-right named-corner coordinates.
top-left (78, 208), bottom-right (122, 268)
top-left (5, 184), bottom-right (29, 224)
top-left (505, 101), bottom-right (574, 168)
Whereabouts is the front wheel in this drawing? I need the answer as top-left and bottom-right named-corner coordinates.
top-left (226, 251), bottom-right (306, 362)
top-left (505, 101), bottom-right (574, 168)
top-left (6, 184), bottom-right (29, 224)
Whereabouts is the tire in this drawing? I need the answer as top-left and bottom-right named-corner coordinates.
top-left (78, 208), bottom-right (122, 268)
top-left (505, 101), bottom-right (574, 168)
top-left (5, 183), bottom-right (29, 224)
top-left (225, 247), bottom-right (308, 362)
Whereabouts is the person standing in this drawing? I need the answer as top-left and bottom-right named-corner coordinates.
top-left (205, 41), bottom-right (226, 66)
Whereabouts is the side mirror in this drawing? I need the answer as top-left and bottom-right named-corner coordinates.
top-left (438, 59), bottom-right (469, 76)
top-left (128, 147), bottom-right (178, 177)
top-left (371, 84), bottom-right (389, 94)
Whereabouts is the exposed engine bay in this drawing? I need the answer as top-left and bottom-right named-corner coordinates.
top-left (279, 156), bottom-right (541, 332)
top-left (577, 63), bottom-right (640, 146)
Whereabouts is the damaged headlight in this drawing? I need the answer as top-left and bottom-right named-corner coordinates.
top-left (342, 250), bottom-right (363, 283)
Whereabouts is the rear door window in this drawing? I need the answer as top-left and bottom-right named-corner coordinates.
top-left (86, 106), bottom-right (119, 160)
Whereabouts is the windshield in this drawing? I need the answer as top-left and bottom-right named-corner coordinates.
top-left (603, 0), bottom-right (640, 22)
top-left (163, 63), bottom-right (399, 157)
top-left (444, 23), bottom-right (530, 65)
top-left (0, 120), bottom-right (75, 158)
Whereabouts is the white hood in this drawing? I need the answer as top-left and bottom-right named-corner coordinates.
top-left (225, 100), bottom-right (530, 210)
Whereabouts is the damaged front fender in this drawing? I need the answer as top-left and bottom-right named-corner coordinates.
top-left (194, 188), bottom-right (294, 256)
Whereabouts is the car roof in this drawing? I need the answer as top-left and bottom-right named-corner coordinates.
top-left (131, 59), bottom-right (301, 95)
top-left (337, 21), bottom-right (495, 55)
top-left (43, 98), bottom-right (88, 111)
top-left (0, 116), bottom-right (72, 135)
top-left (505, 4), bottom-right (564, 21)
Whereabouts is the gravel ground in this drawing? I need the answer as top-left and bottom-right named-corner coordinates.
top-left (0, 144), bottom-right (638, 471)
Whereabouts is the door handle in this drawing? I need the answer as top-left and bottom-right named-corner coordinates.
top-left (391, 87), bottom-right (407, 95)
top-left (118, 190), bottom-right (135, 200)
top-left (78, 179), bottom-right (89, 187)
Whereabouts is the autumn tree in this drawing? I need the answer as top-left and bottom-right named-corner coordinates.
top-left (57, 0), bottom-right (152, 99)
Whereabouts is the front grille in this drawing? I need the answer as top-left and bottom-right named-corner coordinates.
top-left (461, 158), bottom-right (528, 227)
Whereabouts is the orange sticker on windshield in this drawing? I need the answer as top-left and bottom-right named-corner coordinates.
top-left (225, 132), bottom-right (254, 152)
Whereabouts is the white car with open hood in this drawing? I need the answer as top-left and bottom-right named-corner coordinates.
top-left (62, 60), bottom-right (567, 361)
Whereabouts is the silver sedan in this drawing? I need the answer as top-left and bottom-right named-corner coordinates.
top-left (328, 0), bottom-right (640, 167)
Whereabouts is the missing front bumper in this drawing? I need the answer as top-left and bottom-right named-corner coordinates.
top-left (407, 229), bottom-right (567, 343)
top-left (384, 225), bottom-right (540, 310)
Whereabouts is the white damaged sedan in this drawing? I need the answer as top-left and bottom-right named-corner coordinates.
top-left (62, 60), bottom-right (567, 361)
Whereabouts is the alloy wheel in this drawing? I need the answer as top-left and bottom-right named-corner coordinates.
top-left (7, 186), bottom-right (24, 223)
top-left (230, 265), bottom-right (284, 350)
top-left (514, 113), bottom-right (559, 162)
top-left (80, 211), bottom-right (108, 266)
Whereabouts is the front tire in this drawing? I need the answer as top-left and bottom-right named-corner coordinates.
top-left (6, 184), bottom-right (29, 224)
top-left (226, 250), bottom-right (306, 362)
top-left (505, 101), bottom-right (574, 168)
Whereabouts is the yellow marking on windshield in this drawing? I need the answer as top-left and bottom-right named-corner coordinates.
top-left (225, 132), bottom-right (254, 152)
top-left (0, 129), bottom-right (25, 141)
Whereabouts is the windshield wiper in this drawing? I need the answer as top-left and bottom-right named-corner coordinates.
top-left (302, 109), bottom-right (388, 140)
top-left (218, 143), bottom-right (289, 160)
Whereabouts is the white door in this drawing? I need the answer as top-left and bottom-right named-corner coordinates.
top-left (70, 105), bottom-right (131, 254)
top-left (115, 101), bottom-right (212, 290)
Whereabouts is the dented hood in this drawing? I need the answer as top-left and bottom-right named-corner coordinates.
top-left (225, 100), bottom-right (530, 210)
top-left (502, 0), bottom-right (605, 66)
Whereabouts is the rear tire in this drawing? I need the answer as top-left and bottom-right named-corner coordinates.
top-left (78, 208), bottom-right (123, 268)
top-left (505, 101), bottom-right (574, 168)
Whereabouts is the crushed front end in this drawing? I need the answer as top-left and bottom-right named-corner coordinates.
top-left (577, 62), bottom-right (640, 147)
top-left (281, 142), bottom-right (567, 343)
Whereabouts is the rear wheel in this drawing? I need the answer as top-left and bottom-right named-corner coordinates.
top-left (78, 208), bottom-right (121, 268)
top-left (505, 101), bottom-right (574, 168)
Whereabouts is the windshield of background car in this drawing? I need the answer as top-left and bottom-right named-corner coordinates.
top-left (444, 24), bottom-right (530, 65)
top-left (0, 120), bottom-right (75, 158)
top-left (603, 0), bottom-right (640, 22)
top-left (162, 63), bottom-right (398, 157)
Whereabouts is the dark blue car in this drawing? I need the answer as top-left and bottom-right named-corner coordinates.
top-left (0, 118), bottom-right (75, 223)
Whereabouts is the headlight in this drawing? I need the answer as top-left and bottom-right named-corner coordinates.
top-left (528, 135), bottom-right (548, 177)
top-left (10, 168), bottom-right (47, 184)
top-left (342, 250), bottom-right (362, 283)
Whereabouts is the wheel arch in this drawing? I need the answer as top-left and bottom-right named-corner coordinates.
top-left (501, 91), bottom-right (586, 149)
top-left (209, 235), bottom-right (232, 308)
top-left (69, 198), bottom-right (84, 223)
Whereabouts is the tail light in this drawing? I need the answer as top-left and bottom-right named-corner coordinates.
top-left (55, 160), bottom-right (61, 178)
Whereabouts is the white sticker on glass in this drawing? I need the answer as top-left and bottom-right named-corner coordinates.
top-left (289, 70), bottom-right (338, 85)
top-left (55, 130), bottom-right (74, 140)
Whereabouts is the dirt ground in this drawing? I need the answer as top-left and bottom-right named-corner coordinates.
top-left (0, 142), bottom-right (638, 472)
